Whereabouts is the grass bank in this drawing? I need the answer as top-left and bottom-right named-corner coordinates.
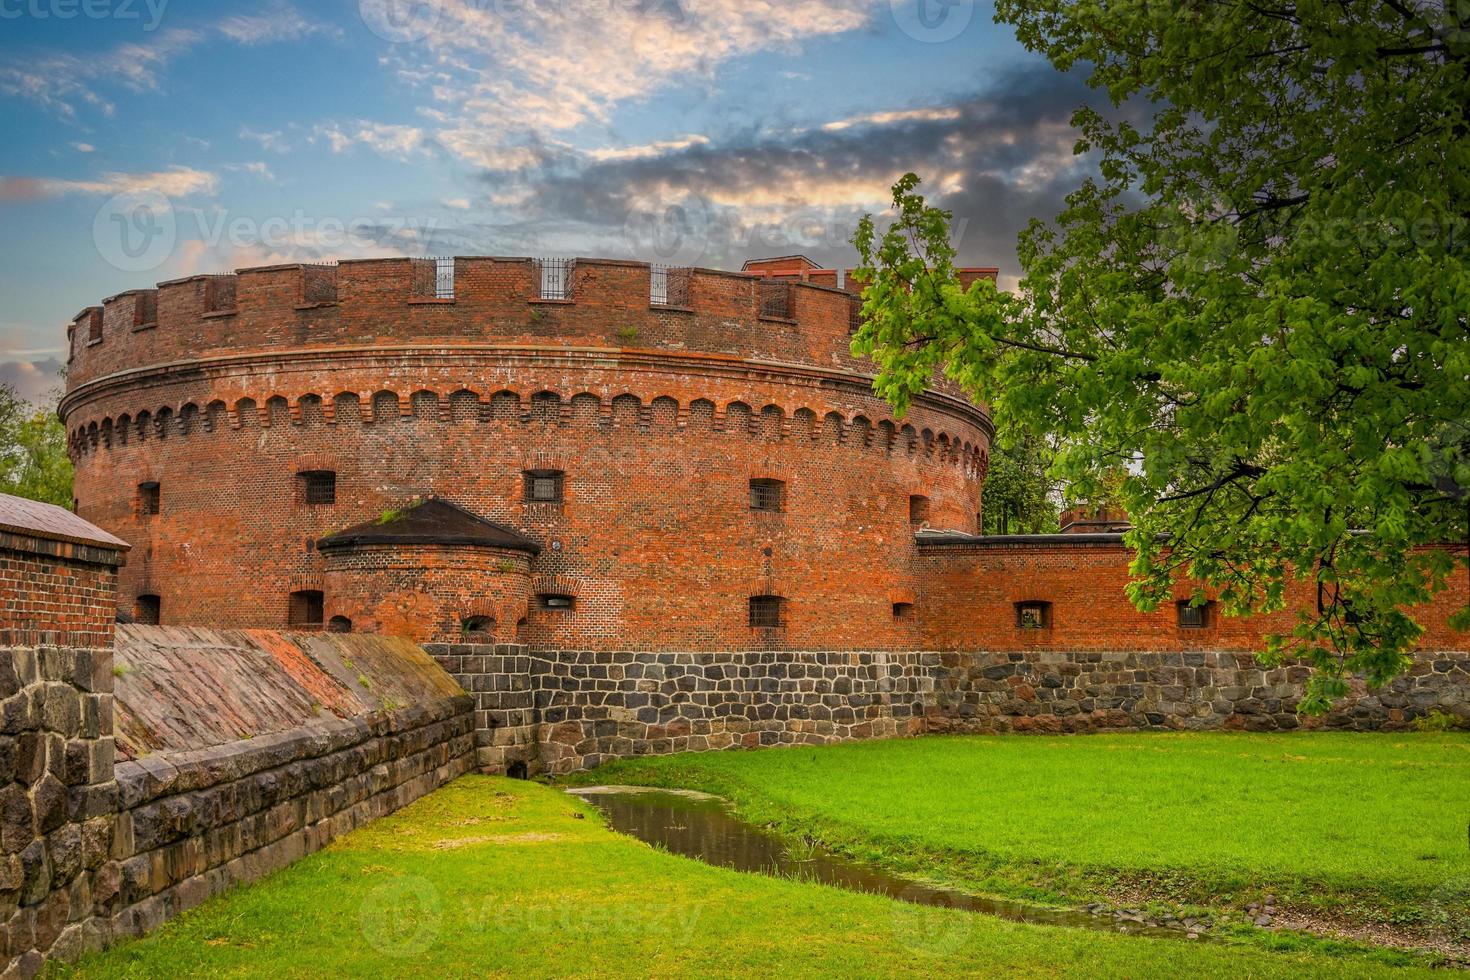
top-left (51, 776), bottom-right (1445, 977)
top-left (569, 732), bottom-right (1470, 953)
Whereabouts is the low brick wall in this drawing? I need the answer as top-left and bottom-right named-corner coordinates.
top-left (429, 644), bottom-right (1470, 775)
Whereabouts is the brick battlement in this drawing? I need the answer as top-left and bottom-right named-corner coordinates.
top-left (64, 257), bottom-right (914, 392)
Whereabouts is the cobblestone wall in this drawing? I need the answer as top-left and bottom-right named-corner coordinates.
top-left (429, 644), bottom-right (1470, 775)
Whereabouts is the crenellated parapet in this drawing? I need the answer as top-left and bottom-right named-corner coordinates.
top-left (64, 257), bottom-right (908, 391)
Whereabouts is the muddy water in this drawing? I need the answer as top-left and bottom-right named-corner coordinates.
top-left (569, 786), bottom-right (1202, 941)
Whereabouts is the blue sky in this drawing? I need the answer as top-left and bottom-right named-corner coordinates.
top-left (0, 0), bottom-right (1114, 405)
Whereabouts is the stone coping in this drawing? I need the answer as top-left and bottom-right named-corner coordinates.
top-left (0, 492), bottom-right (129, 558)
top-left (115, 695), bottom-right (471, 808)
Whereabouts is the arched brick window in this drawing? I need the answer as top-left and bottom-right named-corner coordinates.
top-left (461, 615), bottom-right (495, 640)
top-left (327, 615), bottom-right (352, 633)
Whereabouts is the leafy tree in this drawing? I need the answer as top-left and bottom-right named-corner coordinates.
top-left (853, 1), bottom-right (1469, 709)
top-left (0, 384), bottom-right (73, 508)
top-left (982, 435), bottom-right (1060, 535)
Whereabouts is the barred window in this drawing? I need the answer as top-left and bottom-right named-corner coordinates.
top-left (748, 595), bottom-right (784, 628)
top-left (1015, 601), bottom-right (1051, 630)
top-left (535, 258), bottom-right (575, 300)
top-left (650, 265), bottom-right (691, 307)
top-left (300, 470), bottom-right (336, 505)
top-left (749, 478), bottom-right (785, 512)
top-left (524, 470), bottom-right (564, 503)
top-left (759, 280), bottom-right (792, 319)
top-left (1177, 600), bottom-right (1213, 629)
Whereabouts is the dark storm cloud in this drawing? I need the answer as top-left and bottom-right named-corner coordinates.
top-left (463, 63), bottom-right (1148, 274)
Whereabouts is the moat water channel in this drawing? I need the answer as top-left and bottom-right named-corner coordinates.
top-left (568, 786), bottom-right (1208, 942)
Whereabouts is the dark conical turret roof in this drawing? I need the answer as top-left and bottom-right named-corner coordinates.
top-left (316, 498), bottom-right (540, 554)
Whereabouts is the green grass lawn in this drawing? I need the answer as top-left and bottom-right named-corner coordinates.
top-left (572, 732), bottom-right (1470, 941)
top-left (53, 776), bottom-right (1445, 978)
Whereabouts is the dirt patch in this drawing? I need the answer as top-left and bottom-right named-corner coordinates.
top-left (1270, 909), bottom-right (1468, 965)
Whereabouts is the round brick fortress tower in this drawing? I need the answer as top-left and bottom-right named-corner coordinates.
top-left (59, 256), bottom-right (992, 649)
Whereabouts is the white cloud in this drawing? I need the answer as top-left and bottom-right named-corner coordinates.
top-left (217, 4), bottom-right (342, 45)
top-left (226, 161), bottom-right (278, 182)
top-left (587, 134), bottom-right (710, 162)
top-left (3, 3), bottom-right (336, 121)
top-left (0, 28), bottom-right (201, 119)
top-left (313, 122), bottom-right (427, 160)
top-left (441, 198), bottom-right (471, 210)
top-left (383, 0), bottom-right (878, 170)
top-left (0, 167), bottom-right (218, 200)
top-left (0, 357), bottom-right (66, 407)
top-left (821, 106), bottom-right (963, 132)
top-left (239, 125), bottom-right (291, 153)
top-left (71, 142), bottom-right (95, 153)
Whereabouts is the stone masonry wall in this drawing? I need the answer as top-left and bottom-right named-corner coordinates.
top-left (99, 697), bottom-right (473, 949)
top-left (0, 499), bottom-right (128, 978)
top-left (430, 644), bottom-right (1470, 775)
top-left (926, 650), bottom-right (1470, 734)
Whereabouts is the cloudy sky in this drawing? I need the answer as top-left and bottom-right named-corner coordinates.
top-left (0, 0), bottom-right (1119, 405)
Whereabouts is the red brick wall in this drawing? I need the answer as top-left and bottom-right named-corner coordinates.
top-left (322, 545), bottom-right (533, 643)
top-left (60, 257), bottom-right (990, 650)
top-left (914, 539), bottom-right (1469, 652)
top-left (0, 531), bottom-right (121, 649)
